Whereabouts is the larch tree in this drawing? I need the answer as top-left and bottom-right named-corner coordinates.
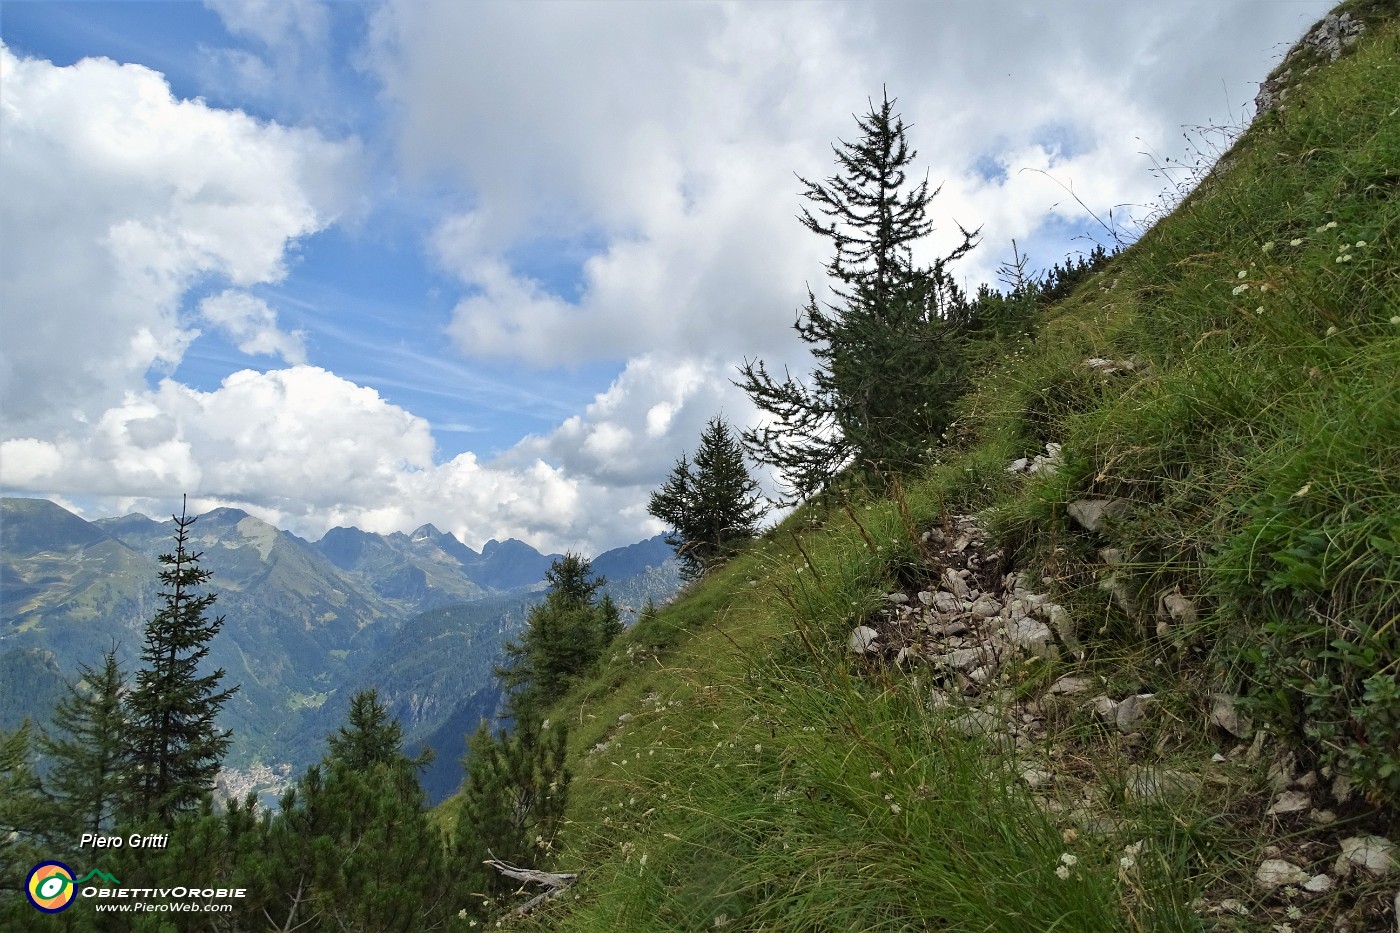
top-left (735, 88), bottom-right (977, 502)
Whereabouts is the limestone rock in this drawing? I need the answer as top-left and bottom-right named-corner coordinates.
top-left (1302, 873), bottom-right (1332, 893)
top-left (1267, 790), bottom-right (1311, 816)
top-left (1067, 498), bottom-right (1129, 533)
top-left (1045, 675), bottom-right (1094, 697)
top-left (1115, 694), bottom-right (1156, 734)
top-left (1003, 617), bottom-right (1058, 660)
top-left (942, 568), bottom-right (971, 600)
top-left (1256, 859), bottom-right (1309, 891)
top-left (849, 626), bottom-right (880, 655)
top-left (1335, 835), bottom-right (1395, 878)
top-left (1125, 765), bottom-right (1200, 801)
top-left (969, 594), bottom-right (1000, 619)
top-left (1210, 693), bottom-right (1253, 739)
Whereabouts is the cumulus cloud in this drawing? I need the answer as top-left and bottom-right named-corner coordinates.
top-left (0, 42), bottom-right (359, 439)
top-left (370, 0), bottom-right (1328, 369)
top-left (199, 290), bottom-right (308, 364)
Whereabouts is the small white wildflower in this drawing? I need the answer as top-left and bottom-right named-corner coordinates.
top-left (1055, 865), bottom-right (1071, 880)
top-left (1232, 284), bottom-right (1249, 296)
top-left (1060, 853), bottom-right (1078, 867)
top-left (1327, 220), bottom-right (1338, 228)
top-left (1120, 854), bottom-right (1136, 871)
top-left (1339, 243), bottom-right (1351, 251)
top-left (871, 770), bottom-right (882, 780)
top-left (1339, 253), bottom-right (1353, 262)
top-left (1262, 241), bottom-right (1275, 252)
top-left (1290, 238), bottom-right (1303, 246)
top-left (1237, 270), bottom-right (1247, 279)
top-left (1326, 326), bottom-right (1338, 336)
top-left (890, 802), bottom-right (901, 814)
top-left (1391, 316), bottom-right (1400, 324)
top-left (754, 744), bottom-right (762, 753)
top-left (1256, 306), bottom-right (1265, 315)
top-left (1356, 240), bottom-right (1367, 247)
top-left (1286, 906), bottom-right (1303, 920)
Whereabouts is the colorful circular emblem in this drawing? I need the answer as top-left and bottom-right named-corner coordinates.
top-left (26, 861), bottom-right (77, 913)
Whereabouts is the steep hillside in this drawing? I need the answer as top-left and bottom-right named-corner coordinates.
top-left (450, 5), bottom-right (1399, 930)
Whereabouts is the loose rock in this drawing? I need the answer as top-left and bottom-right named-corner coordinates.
top-left (1210, 694), bottom-right (1253, 739)
top-left (1266, 790), bottom-right (1311, 816)
top-left (1335, 835), bottom-right (1395, 878)
top-left (1256, 859), bottom-right (1309, 891)
top-left (849, 626), bottom-right (880, 656)
top-left (1067, 498), bottom-right (1129, 533)
top-left (1115, 694), bottom-right (1156, 734)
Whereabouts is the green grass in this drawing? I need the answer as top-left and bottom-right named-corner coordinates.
top-left (444, 7), bottom-right (1400, 930)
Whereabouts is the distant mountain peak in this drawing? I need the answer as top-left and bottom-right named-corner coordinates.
top-left (410, 523), bottom-right (443, 541)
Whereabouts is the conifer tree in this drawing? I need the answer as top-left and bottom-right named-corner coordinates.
top-left (498, 554), bottom-right (613, 718)
top-left (735, 89), bottom-right (977, 501)
top-left (39, 648), bottom-right (127, 836)
top-left (0, 724), bottom-right (58, 897)
top-left (455, 716), bottom-right (570, 907)
top-left (326, 687), bottom-right (433, 776)
top-left (123, 497), bottom-right (238, 825)
top-left (648, 416), bottom-right (765, 580)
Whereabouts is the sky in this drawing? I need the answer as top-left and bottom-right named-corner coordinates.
top-left (0, 0), bottom-right (1335, 555)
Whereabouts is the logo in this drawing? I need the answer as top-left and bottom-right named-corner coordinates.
top-left (26, 861), bottom-right (76, 913)
top-left (25, 863), bottom-right (122, 913)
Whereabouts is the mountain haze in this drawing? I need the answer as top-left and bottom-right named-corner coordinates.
top-left (0, 497), bottom-right (680, 789)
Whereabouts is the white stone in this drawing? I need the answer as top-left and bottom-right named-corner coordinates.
top-left (1210, 693), bottom-right (1253, 739)
top-left (1046, 675), bottom-right (1094, 696)
top-left (939, 647), bottom-right (990, 672)
top-left (1020, 768), bottom-right (1054, 788)
top-left (1256, 859), bottom-right (1309, 890)
top-left (1266, 790), bottom-right (1311, 816)
top-left (1067, 498), bottom-right (1128, 533)
top-left (1302, 873), bottom-right (1332, 893)
top-left (943, 568), bottom-right (971, 599)
top-left (970, 595), bottom-right (1001, 619)
top-left (1004, 618), bottom-right (1058, 660)
top-left (1335, 835), bottom-right (1395, 878)
top-left (849, 626), bottom-right (880, 655)
top-left (1115, 694), bottom-right (1156, 734)
top-left (1126, 766), bottom-right (1200, 801)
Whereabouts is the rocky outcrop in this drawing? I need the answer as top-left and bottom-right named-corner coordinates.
top-left (1255, 11), bottom-right (1366, 115)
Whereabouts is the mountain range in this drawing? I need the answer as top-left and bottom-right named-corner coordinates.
top-left (0, 496), bottom-right (680, 801)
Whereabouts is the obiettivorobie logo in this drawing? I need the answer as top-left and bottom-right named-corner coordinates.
top-left (25, 859), bottom-right (247, 914)
top-left (26, 862), bottom-right (119, 913)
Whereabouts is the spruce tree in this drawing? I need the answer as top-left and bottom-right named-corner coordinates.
top-left (735, 89), bottom-right (977, 501)
top-left (123, 497), bottom-right (238, 825)
top-left (0, 724), bottom-right (58, 897)
top-left (498, 554), bottom-right (611, 719)
top-left (39, 648), bottom-right (127, 836)
top-left (648, 416), bottom-right (765, 580)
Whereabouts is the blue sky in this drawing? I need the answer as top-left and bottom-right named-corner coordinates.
top-left (0, 0), bottom-right (1335, 553)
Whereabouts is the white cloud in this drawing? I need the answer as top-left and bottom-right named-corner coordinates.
top-left (0, 41), bottom-right (358, 434)
top-left (204, 0), bottom-right (329, 51)
top-left (199, 290), bottom-right (308, 364)
top-left (371, 1), bottom-right (1330, 368)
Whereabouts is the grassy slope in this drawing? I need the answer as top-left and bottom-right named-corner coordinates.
top-left (444, 5), bottom-right (1399, 930)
